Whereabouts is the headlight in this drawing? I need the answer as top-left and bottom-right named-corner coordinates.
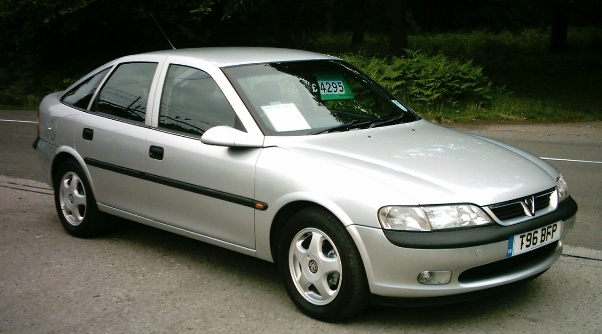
top-left (378, 204), bottom-right (493, 232)
top-left (378, 207), bottom-right (431, 231)
top-left (556, 173), bottom-right (569, 202)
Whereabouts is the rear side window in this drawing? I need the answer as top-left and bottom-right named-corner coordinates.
top-left (61, 68), bottom-right (110, 110)
top-left (91, 62), bottom-right (158, 122)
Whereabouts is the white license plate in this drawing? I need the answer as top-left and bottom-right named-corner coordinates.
top-left (507, 222), bottom-right (562, 257)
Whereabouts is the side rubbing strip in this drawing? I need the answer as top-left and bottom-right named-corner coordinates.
top-left (84, 158), bottom-right (144, 179)
top-left (84, 158), bottom-right (268, 210)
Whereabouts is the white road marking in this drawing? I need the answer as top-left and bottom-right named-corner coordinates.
top-left (0, 119), bottom-right (36, 124)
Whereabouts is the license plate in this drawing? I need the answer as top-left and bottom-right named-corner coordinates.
top-left (507, 222), bottom-right (562, 257)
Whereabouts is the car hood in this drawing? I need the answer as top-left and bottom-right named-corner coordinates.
top-left (272, 120), bottom-right (558, 206)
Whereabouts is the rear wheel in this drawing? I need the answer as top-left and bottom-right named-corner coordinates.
top-left (278, 208), bottom-right (370, 321)
top-left (54, 160), bottom-right (104, 237)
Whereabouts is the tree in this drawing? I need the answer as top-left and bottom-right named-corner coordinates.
top-left (390, 0), bottom-right (409, 56)
top-left (549, 0), bottom-right (569, 53)
top-left (350, 0), bottom-right (365, 46)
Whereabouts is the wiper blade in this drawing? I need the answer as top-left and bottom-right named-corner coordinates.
top-left (368, 115), bottom-right (406, 128)
top-left (312, 119), bottom-right (374, 134)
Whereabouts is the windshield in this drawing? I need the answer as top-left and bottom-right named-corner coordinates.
top-left (223, 60), bottom-right (419, 136)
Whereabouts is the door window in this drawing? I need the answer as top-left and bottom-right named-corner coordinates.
top-left (92, 62), bottom-right (158, 122)
top-left (159, 64), bottom-right (243, 136)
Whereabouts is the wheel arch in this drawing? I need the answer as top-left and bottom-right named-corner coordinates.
top-left (270, 201), bottom-right (314, 264)
top-left (50, 148), bottom-right (89, 190)
top-left (269, 199), bottom-right (355, 265)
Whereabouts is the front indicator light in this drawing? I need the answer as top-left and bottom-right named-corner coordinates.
top-left (417, 271), bottom-right (452, 285)
top-left (556, 173), bottom-right (569, 202)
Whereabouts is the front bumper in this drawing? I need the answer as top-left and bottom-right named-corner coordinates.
top-left (347, 197), bottom-right (577, 300)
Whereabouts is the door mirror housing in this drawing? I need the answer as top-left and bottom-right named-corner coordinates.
top-left (201, 126), bottom-right (264, 148)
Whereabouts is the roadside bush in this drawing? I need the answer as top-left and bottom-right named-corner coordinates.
top-left (343, 51), bottom-right (492, 109)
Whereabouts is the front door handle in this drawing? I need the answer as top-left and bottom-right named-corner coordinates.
top-left (149, 145), bottom-right (164, 160)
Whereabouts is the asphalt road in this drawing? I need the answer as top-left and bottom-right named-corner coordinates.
top-left (1, 110), bottom-right (601, 333)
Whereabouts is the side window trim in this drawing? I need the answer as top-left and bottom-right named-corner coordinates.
top-left (145, 58), bottom-right (168, 126)
top-left (85, 66), bottom-right (116, 111)
top-left (149, 60), bottom-right (171, 128)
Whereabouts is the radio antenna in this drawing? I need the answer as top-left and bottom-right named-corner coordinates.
top-left (151, 14), bottom-right (176, 49)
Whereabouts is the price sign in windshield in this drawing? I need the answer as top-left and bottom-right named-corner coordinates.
top-left (316, 73), bottom-right (354, 101)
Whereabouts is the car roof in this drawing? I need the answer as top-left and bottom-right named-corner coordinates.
top-left (142, 47), bottom-right (338, 67)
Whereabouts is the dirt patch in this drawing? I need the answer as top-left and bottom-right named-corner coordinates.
top-left (448, 120), bottom-right (602, 137)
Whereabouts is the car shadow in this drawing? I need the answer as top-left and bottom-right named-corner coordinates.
top-left (99, 215), bottom-right (280, 280)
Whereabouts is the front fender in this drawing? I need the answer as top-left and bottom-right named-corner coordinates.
top-left (253, 146), bottom-right (414, 262)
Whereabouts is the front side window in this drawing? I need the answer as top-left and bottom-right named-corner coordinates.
top-left (91, 62), bottom-right (158, 122)
top-left (158, 64), bottom-right (242, 136)
top-left (224, 60), bottom-right (419, 136)
top-left (61, 68), bottom-right (111, 110)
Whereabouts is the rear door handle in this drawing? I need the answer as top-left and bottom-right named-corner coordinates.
top-left (149, 145), bottom-right (164, 160)
top-left (82, 128), bottom-right (94, 141)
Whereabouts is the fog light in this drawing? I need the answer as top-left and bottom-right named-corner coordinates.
top-left (417, 271), bottom-right (452, 285)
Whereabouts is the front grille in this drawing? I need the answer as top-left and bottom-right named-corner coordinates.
top-left (490, 203), bottom-right (524, 220)
top-left (458, 242), bottom-right (558, 283)
top-left (487, 188), bottom-right (555, 223)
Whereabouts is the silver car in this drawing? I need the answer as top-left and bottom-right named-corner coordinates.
top-left (33, 47), bottom-right (577, 321)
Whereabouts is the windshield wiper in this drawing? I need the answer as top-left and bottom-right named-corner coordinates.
top-left (368, 115), bottom-right (406, 128)
top-left (312, 119), bottom-right (374, 134)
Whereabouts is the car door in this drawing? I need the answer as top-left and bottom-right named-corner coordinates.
top-left (75, 60), bottom-right (161, 215)
top-left (144, 62), bottom-right (261, 249)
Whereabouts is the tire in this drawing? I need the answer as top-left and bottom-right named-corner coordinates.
top-left (278, 207), bottom-right (370, 322)
top-left (54, 159), bottom-right (104, 237)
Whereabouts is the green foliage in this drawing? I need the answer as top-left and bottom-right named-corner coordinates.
top-left (1, 0), bottom-right (600, 125)
top-left (416, 92), bottom-right (600, 124)
top-left (314, 28), bottom-right (601, 123)
top-left (343, 51), bottom-right (492, 109)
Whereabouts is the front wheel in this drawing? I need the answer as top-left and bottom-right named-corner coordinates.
top-left (54, 160), bottom-right (104, 237)
top-left (278, 208), bottom-right (370, 322)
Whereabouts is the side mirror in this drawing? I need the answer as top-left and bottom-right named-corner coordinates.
top-left (201, 126), bottom-right (264, 148)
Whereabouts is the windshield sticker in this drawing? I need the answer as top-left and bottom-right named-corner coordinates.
top-left (392, 100), bottom-right (408, 111)
top-left (316, 73), bottom-right (354, 101)
top-left (261, 103), bottom-right (311, 132)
